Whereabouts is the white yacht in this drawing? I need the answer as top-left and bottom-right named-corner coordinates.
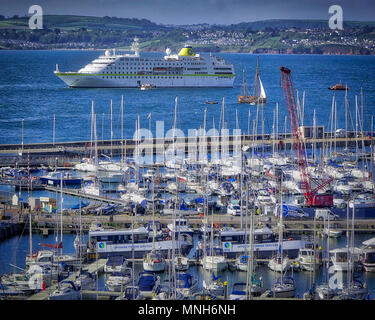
top-left (323, 222), bottom-right (343, 238)
top-left (175, 273), bottom-right (199, 298)
top-left (235, 254), bottom-right (258, 272)
top-left (104, 256), bottom-right (127, 273)
top-left (81, 179), bottom-right (103, 197)
top-left (296, 248), bottom-right (321, 271)
top-left (330, 247), bottom-right (362, 272)
top-left (271, 276), bottom-right (296, 298)
top-left (49, 281), bottom-right (81, 300)
top-left (54, 38), bottom-right (235, 88)
top-left (74, 269), bottom-right (96, 291)
top-left (360, 238), bottom-right (375, 272)
top-left (74, 158), bottom-right (98, 172)
top-left (143, 250), bottom-right (166, 272)
top-left (201, 247), bottom-right (227, 272)
top-left (105, 269), bottom-right (133, 292)
top-left (167, 218), bottom-right (194, 238)
top-left (268, 255), bottom-right (292, 273)
top-left (173, 255), bottom-right (190, 271)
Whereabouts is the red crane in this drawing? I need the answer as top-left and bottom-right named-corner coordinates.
top-left (280, 66), bottom-right (333, 207)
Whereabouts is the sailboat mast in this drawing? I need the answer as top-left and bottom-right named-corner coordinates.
top-left (361, 88), bottom-right (364, 135)
top-left (345, 89), bottom-right (348, 150)
top-left (371, 116), bottom-right (374, 194)
top-left (53, 114), bottom-right (56, 146)
top-left (272, 108), bottom-right (275, 156)
top-left (121, 96), bottom-right (124, 167)
top-left (110, 99), bottom-right (113, 158)
top-left (313, 109), bottom-right (316, 163)
top-left (90, 103), bottom-right (94, 159)
top-left (60, 172), bottom-right (63, 256)
top-left (276, 103), bottom-right (279, 154)
top-left (355, 96), bottom-right (359, 162)
top-left (222, 97), bottom-right (225, 130)
top-left (279, 173), bottom-right (284, 284)
top-left (152, 174), bottom-right (155, 250)
top-left (243, 69), bottom-right (246, 96)
top-left (94, 112), bottom-right (98, 171)
top-left (253, 57), bottom-right (259, 97)
top-left (28, 152), bottom-right (32, 258)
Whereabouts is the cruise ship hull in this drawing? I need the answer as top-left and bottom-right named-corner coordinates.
top-left (55, 72), bottom-right (234, 88)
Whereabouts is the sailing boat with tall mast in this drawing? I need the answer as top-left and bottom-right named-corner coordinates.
top-left (82, 102), bottom-right (103, 197)
top-left (238, 57), bottom-right (266, 105)
top-left (143, 174), bottom-right (166, 272)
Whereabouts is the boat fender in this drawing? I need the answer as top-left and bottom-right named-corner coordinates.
top-left (288, 237), bottom-right (293, 241)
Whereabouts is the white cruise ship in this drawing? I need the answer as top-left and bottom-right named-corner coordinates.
top-left (54, 38), bottom-right (235, 88)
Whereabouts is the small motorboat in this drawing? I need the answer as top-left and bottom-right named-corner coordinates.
top-left (296, 248), bottom-right (322, 271)
top-left (49, 281), bottom-right (81, 300)
top-left (235, 255), bottom-right (258, 272)
top-left (137, 271), bottom-right (160, 299)
top-left (323, 222), bottom-right (343, 238)
top-left (315, 283), bottom-right (336, 300)
top-left (141, 83), bottom-right (156, 90)
top-left (250, 275), bottom-right (266, 297)
top-left (143, 250), bottom-right (166, 272)
top-left (271, 276), bottom-right (296, 298)
top-left (175, 273), bottom-right (199, 298)
top-left (268, 254), bottom-right (292, 273)
top-left (105, 269), bottom-right (133, 292)
top-left (337, 277), bottom-right (369, 300)
top-left (0, 273), bottom-right (37, 295)
top-left (173, 255), bottom-right (189, 271)
top-left (71, 201), bottom-right (89, 210)
top-left (202, 273), bottom-right (225, 297)
top-left (205, 100), bottom-right (218, 105)
top-left (229, 282), bottom-right (247, 300)
top-left (104, 256), bottom-right (127, 273)
top-left (328, 81), bottom-right (349, 90)
top-left (74, 269), bottom-right (96, 291)
top-left (201, 247), bottom-right (227, 272)
top-left (360, 238), bottom-right (375, 272)
top-left (116, 285), bottom-right (143, 300)
top-left (39, 170), bottom-right (83, 186)
top-left (152, 285), bottom-right (184, 300)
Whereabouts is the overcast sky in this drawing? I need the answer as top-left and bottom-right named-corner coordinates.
top-left (0, 0), bottom-right (374, 25)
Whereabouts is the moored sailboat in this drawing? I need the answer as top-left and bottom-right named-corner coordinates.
top-left (238, 57), bottom-right (266, 105)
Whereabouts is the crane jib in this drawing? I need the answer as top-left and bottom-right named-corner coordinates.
top-left (280, 66), bottom-right (333, 207)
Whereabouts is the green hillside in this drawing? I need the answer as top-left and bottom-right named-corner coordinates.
top-left (0, 15), bottom-right (374, 54)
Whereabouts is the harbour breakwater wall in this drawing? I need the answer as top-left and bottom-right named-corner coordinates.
top-left (0, 132), bottom-right (372, 168)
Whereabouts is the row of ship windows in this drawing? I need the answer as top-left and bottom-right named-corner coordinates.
top-left (105, 68), bottom-right (201, 72)
top-left (100, 75), bottom-right (231, 79)
top-left (102, 76), bottom-right (184, 79)
top-left (115, 59), bottom-right (206, 66)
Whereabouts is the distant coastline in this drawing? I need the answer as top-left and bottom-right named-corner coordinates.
top-left (0, 15), bottom-right (374, 55)
top-left (0, 48), bottom-right (374, 56)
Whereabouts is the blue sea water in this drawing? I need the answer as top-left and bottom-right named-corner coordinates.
top-left (0, 50), bottom-right (374, 145)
